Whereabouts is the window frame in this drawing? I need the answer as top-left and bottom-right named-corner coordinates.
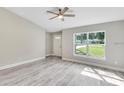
top-left (73, 30), bottom-right (106, 60)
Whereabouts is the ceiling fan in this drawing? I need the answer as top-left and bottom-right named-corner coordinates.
top-left (47, 7), bottom-right (75, 21)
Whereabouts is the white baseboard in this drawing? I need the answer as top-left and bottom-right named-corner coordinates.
top-left (46, 54), bottom-right (53, 56)
top-left (62, 58), bottom-right (124, 72)
top-left (46, 54), bottom-right (61, 57)
top-left (0, 56), bottom-right (45, 71)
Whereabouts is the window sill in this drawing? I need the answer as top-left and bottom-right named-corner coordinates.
top-left (73, 53), bottom-right (106, 61)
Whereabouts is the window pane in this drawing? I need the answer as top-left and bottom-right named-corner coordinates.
top-left (74, 31), bottom-right (105, 59)
top-left (96, 32), bottom-right (105, 44)
top-left (75, 33), bottom-right (87, 55)
top-left (88, 44), bottom-right (105, 58)
top-left (88, 32), bottom-right (105, 58)
top-left (75, 44), bottom-right (87, 55)
top-left (75, 33), bottom-right (87, 44)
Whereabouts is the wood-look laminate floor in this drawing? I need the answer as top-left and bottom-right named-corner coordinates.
top-left (0, 56), bottom-right (124, 86)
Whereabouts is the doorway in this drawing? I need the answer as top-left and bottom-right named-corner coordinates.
top-left (53, 34), bottom-right (62, 57)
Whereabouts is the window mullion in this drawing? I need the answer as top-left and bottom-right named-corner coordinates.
top-left (87, 32), bottom-right (89, 56)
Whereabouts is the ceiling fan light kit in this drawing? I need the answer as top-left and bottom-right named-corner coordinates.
top-left (58, 15), bottom-right (63, 19)
top-left (47, 7), bottom-right (75, 21)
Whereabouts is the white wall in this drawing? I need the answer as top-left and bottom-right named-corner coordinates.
top-left (62, 20), bottom-right (124, 71)
top-left (0, 8), bottom-right (46, 67)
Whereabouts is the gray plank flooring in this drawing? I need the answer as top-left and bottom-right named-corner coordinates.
top-left (0, 56), bottom-right (124, 86)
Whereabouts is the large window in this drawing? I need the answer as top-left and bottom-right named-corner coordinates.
top-left (74, 31), bottom-right (105, 59)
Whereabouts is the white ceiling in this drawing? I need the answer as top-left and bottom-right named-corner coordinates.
top-left (5, 7), bottom-right (124, 32)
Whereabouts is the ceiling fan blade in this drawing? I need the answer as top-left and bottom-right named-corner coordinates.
top-left (49, 15), bottom-right (59, 20)
top-left (63, 14), bottom-right (75, 17)
top-left (47, 11), bottom-right (58, 15)
top-left (62, 7), bottom-right (69, 14)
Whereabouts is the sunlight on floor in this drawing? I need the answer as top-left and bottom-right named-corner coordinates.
top-left (81, 67), bottom-right (124, 86)
top-left (81, 68), bottom-right (103, 81)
